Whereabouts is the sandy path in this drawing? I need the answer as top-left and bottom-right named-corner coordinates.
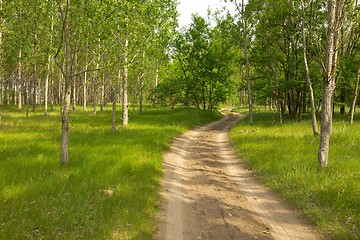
top-left (155, 112), bottom-right (322, 240)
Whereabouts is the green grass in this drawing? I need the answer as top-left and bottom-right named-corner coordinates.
top-left (0, 106), bottom-right (220, 239)
top-left (230, 110), bottom-right (360, 239)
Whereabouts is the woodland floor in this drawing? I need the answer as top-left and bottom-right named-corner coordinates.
top-left (155, 110), bottom-right (323, 240)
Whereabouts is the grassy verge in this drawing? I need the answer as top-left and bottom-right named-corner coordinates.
top-left (0, 106), bottom-right (220, 239)
top-left (230, 110), bottom-right (360, 239)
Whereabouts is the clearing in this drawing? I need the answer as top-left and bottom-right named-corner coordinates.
top-left (155, 111), bottom-right (323, 240)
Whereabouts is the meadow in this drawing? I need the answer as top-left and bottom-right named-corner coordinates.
top-left (230, 109), bottom-right (360, 239)
top-left (0, 106), bottom-right (220, 239)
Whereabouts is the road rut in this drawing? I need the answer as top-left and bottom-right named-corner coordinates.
top-left (155, 113), bottom-right (322, 240)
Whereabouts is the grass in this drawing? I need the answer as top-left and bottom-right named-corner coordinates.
top-left (0, 105), bottom-right (220, 239)
top-left (230, 109), bottom-right (360, 239)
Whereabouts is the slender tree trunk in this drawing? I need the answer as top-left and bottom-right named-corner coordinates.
top-left (33, 27), bottom-right (38, 111)
top-left (17, 50), bottom-right (23, 111)
top-left (58, 1), bottom-right (72, 166)
top-left (93, 41), bottom-right (100, 115)
top-left (242, 0), bottom-right (253, 124)
top-left (83, 60), bottom-right (88, 110)
top-left (153, 67), bottom-right (159, 107)
top-left (100, 74), bottom-right (104, 112)
top-left (318, 0), bottom-right (344, 168)
top-left (71, 51), bottom-right (77, 112)
top-left (139, 52), bottom-right (145, 114)
top-left (44, 53), bottom-right (51, 115)
top-left (72, 70), bottom-right (76, 112)
top-left (301, 0), bottom-right (319, 136)
top-left (349, 61), bottom-right (360, 123)
top-left (45, 10), bottom-right (54, 116)
top-left (139, 74), bottom-right (144, 113)
top-left (112, 30), bottom-right (122, 133)
top-left (112, 82), bottom-right (116, 133)
top-left (50, 74), bottom-right (54, 111)
top-left (93, 76), bottom-right (97, 115)
top-left (122, 35), bottom-right (129, 126)
top-left (26, 70), bottom-right (29, 118)
top-left (58, 69), bottom-right (63, 106)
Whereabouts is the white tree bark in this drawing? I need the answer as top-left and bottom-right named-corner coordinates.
top-left (44, 9), bottom-right (53, 116)
top-left (122, 35), bottom-right (129, 126)
top-left (242, 0), bottom-right (253, 124)
top-left (58, 0), bottom-right (72, 166)
top-left (318, 0), bottom-right (344, 168)
top-left (33, 27), bottom-right (38, 111)
top-left (44, 52), bottom-right (50, 115)
top-left (349, 61), bottom-right (360, 124)
top-left (83, 60), bottom-right (88, 110)
top-left (301, 0), bottom-right (319, 136)
top-left (17, 49), bottom-right (22, 112)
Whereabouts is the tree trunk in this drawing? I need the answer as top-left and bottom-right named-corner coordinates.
top-left (349, 61), bottom-right (360, 124)
top-left (318, 0), bottom-right (343, 168)
top-left (72, 71), bottom-right (76, 112)
top-left (17, 49), bottom-right (23, 112)
top-left (301, 0), bottom-right (319, 136)
top-left (242, 0), bottom-right (253, 124)
top-left (50, 73), bottom-right (54, 111)
top-left (33, 27), bottom-right (38, 112)
top-left (26, 70), bottom-right (29, 118)
top-left (83, 60), bottom-right (88, 110)
top-left (139, 74), bottom-right (144, 113)
top-left (58, 69), bottom-right (63, 106)
top-left (59, 1), bottom-right (72, 166)
top-left (44, 10), bottom-right (53, 116)
top-left (93, 80), bottom-right (97, 115)
top-left (93, 59), bottom-right (98, 115)
top-left (139, 52), bottom-right (145, 114)
top-left (100, 74), bottom-right (105, 112)
top-left (111, 30), bottom-right (122, 133)
top-left (122, 35), bottom-right (129, 126)
top-left (44, 52), bottom-right (51, 115)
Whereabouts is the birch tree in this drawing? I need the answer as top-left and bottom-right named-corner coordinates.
top-left (56, 0), bottom-right (73, 165)
top-left (301, 0), bottom-right (319, 136)
top-left (318, 0), bottom-right (344, 168)
top-left (349, 61), bottom-right (360, 124)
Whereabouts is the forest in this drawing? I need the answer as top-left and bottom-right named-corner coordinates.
top-left (0, 0), bottom-right (360, 239)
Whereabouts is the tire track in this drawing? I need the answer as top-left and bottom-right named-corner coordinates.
top-left (155, 113), bottom-right (322, 240)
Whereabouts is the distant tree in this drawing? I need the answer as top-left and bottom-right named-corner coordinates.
top-left (227, 0), bottom-right (253, 123)
top-left (164, 15), bottom-right (235, 111)
top-left (349, 60), bottom-right (360, 123)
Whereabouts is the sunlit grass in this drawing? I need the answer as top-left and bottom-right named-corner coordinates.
top-left (0, 106), bottom-right (220, 239)
top-left (230, 110), bottom-right (360, 239)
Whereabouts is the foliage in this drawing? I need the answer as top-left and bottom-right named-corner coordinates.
top-left (0, 0), bottom-right (178, 113)
top-left (152, 14), bottom-right (239, 111)
top-left (245, 0), bottom-right (360, 120)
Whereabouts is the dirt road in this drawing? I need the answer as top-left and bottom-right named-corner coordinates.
top-left (155, 112), bottom-right (322, 240)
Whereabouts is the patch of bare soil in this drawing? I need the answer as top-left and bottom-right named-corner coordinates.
top-left (155, 112), bottom-right (323, 240)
